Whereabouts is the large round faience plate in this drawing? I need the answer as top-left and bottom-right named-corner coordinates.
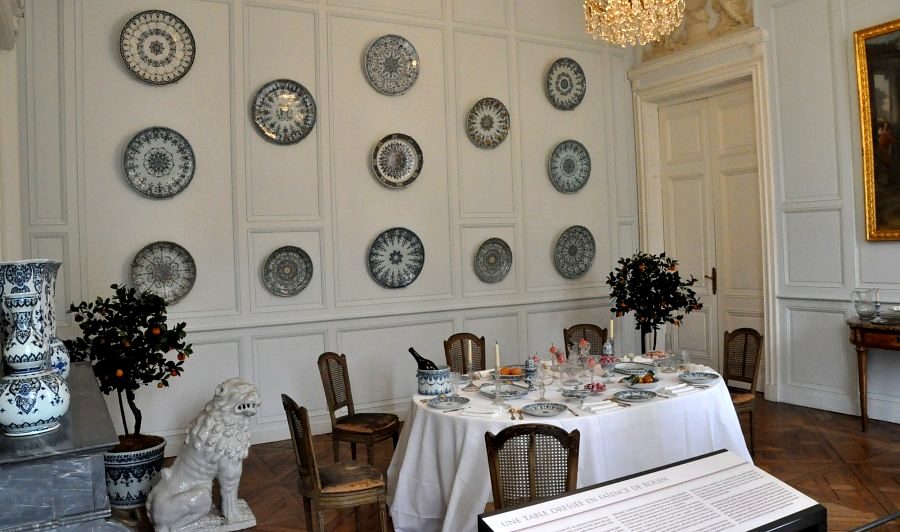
top-left (466, 97), bottom-right (510, 149)
top-left (546, 57), bottom-right (586, 111)
top-left (262, 246), bottom-right (313, 297)
top-left (119, 10), bottom-right (195, 85)
top-left (368, 227), bottom-right (425, 288)
top-left (427, 395), bottom-right (470, 410)
top-left (252, 79), bottom-right (317, 145)
top-left (371, 133), bottom-right (423, 189)
top-left (549, 140), bottom-right (591, 193)
top-left (613, 390), bottom-right (657, 403)
top-left (554, 225), bottom-right (595, 279)
top-left (474, 238), bottom-right (512, 283)
top-left (124, 127), bottom-right (195, 199)
top-left (478, 383), bottom-right (528, 400)
top-left (679, 371), bottom-right (719, 384)
top-left (364, 34), bottom-right (420, 96)
top-left (522, 402), bottom-right (566, 417)
top-left (130, 241), bottom-right (196, 305)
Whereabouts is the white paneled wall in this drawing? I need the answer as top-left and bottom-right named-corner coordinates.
top-left (14, 0), bottom-right (639, 453)
top-left (758, 0), bottom-right (900, 423)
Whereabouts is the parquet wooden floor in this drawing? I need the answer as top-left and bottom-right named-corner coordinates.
top-left (131, 398), bottom-right (900, 531)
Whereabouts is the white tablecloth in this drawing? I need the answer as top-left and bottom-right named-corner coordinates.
top-left (386, 371), bottom-right (751, 532)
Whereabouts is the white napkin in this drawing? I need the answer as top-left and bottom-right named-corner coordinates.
top-left (685, 364), bottom-right (716, 373)
top-left (457, 409), bottom-right (500, 418)
top-left (632, 356), bottom-right (654, 364)
top-left (663, 383), bottom-right (698, 396)
top-left (585, 402), bottom-right (619, 413)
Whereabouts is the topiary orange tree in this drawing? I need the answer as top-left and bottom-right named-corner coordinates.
top-left (606, 252), bottom-right (702, 354)
top-left (65, 284), bottom-right (191, 438)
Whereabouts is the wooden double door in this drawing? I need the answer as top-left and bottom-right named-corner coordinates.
top-left (657, 84), bottom-right (764, 370)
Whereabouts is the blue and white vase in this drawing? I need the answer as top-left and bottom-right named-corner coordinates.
top-left (42, 261), bottom-right (70, 380)
top-left (104, 436), bottom-right (166, 509)
top-left (0, 260), bottom-right (70, 436)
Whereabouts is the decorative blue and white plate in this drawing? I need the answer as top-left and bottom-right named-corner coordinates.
top-left (474, 238), bottom-right (512, 283)
top-left (554, 225), bottom-right (595, 279)
top-left (679, 371), bottom-right (719, 384)
top-left (262, 246), bottom-right (313, 297)
top-left (561, 388), bottom-right (589, 401)
top-left (252, 79), bottom-right (317, 145)
top-left (368, 227), bottom-right (425, 288)
top-left (372, 133), bottom-right (423, 188)
top-left (546, 57), bottom-right (586, 111)
top-left (119, 10), bottom-right (195, 85)
top-left (428, 395), bottom-right (470, 410)
top-left (130, 241), bottom-right (196, 305)
top-left (613, 362), bottom-right (652, 375)
top-left (613, 390), bottom-right (657, 402)
top-left (123, 127), bottom-right (195, 199)
top-left (522, 402), bottom-right (566, 417)
top-left (549, 140), bottom-right (591, 193)
top-left (364, 34), bottom-right (419, 96)
top-left (466, 97), bottom-right (510, 149)
top-left (478, 383), bottom-right (528, 400)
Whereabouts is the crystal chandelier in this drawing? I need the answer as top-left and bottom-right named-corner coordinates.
top-left (584, 0), bottom-right (686, 47)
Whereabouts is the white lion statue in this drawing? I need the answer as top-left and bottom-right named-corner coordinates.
top-left (147, 378), bottom-right (260, 532)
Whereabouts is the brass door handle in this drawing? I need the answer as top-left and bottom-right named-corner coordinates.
top-left (704, 267), bottom-right (717, 295)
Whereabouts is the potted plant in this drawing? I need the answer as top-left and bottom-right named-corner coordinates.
top-left (64, 283), bottom-right (191, 510)
top-left (606, 252), bottom-right (702, 354)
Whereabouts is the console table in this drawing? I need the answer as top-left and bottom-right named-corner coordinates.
top-left (847, 318), bottom-right (900, 432)
top-left (0, 362), bottom-right (127, 531)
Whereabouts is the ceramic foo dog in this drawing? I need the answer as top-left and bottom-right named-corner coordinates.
top-left (147, 378), bottom-right (260, 532)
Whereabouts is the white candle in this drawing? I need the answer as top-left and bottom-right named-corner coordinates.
top-left (875, 289), bottom-right (880, 304)
top-left (495, 341), bottom-right (501, 370)
top-left (609, 318), bottom-right (614, 340)
top-left (466, 340), bottom-right (473, 369)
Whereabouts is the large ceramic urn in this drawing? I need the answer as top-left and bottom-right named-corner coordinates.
top-left (0, 260), bottom-right (70, 436)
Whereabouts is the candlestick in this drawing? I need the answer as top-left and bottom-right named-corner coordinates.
top-left (609, 318), bottom-right (614, 340)
top-left (875, 289), bottom-right (880, 304)
top-left (495, 341), bottom-right (501, 370)
top-left (466, 339), bottom-right (473, 369)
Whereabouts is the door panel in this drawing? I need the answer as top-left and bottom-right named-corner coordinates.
top-left (659, 100), bottom-right (718, 367)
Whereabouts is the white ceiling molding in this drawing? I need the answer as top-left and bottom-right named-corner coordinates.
top-left (0, 0), bottom-right (24, 52)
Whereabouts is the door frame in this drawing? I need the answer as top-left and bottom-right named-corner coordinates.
top-left (628, 27), bottom-right (779, 399)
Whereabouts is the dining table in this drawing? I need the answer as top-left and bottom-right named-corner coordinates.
top-left (386, 365), bottom-right (752, 532)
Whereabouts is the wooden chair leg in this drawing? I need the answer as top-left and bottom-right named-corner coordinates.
top-left (302, 497), bottom-right (313, 532)
top-left (351, 442), bottom-right (357, 461)
top-left (354, 506), bottom-right (360, 530)
top-left (378, 497), bottom-right (388, 532)
top-left (317, 510), bottom-right (327, 532)
top-left (332, 439), bottom-right (340, 462)
top-left (367, 443), bottom-right (375, 465)
top-left (392, 430), bottom-right (399, 448)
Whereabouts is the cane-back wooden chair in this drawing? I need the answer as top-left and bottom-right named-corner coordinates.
top-left (563, 324), bottom-right (608, 359)
top-left (443, 333), bottom-right (486, 374)
top-left (281, 394), bottom-right (388, 532)
top-left (317, 352), bottom-right (400, 465)
top-left (722, 328), bottom-right (764, 456)
top-left (484, 424), bottom-right (580, 510)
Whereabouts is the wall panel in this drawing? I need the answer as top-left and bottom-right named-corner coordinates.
top-left (253, 331), bottom-right (327, 424)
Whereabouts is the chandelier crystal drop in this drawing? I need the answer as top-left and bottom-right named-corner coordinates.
top-left (584, 0), bottom-right (686, 47)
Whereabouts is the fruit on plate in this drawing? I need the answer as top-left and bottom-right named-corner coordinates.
top-left (499, 366), bottom-right (523, 376)
top-left (625, 370), bottom-right (657, 385)
top-left (584, 382), bottom-right (606, 393)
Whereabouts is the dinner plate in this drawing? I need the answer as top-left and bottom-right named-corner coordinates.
top-left (130, 241), bottom-right (196, 305)
top-left (478, 383), bottom-right (528, 400)
top-left (466, 97), bottom-right (510, 149)
top-left (546, 57), bottom-right (586, 111)
top-left (522, 402), bottom-right (566, 417)
top-left (613, 390), bottom-right (657, 402)
top-left (679, 371), bottom-right (719, 384)
top-left (613, 362), bottom-right (653, 375)
top-left (474, 238), bottom-right (512, 284)
top-left (427, 395), bottom-right (470, 410)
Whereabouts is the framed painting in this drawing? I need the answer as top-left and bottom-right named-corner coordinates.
top-left (855, 18), bottom-right (900, 240)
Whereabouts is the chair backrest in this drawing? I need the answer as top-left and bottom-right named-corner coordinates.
top-left (563, 324), bottom-right (608, 358)
top-left (443, 333), bottom-right (486, 374)
top-left (317, 352), bottom-right (355, 425)
top-left (722, 328), bottom-right (764, 394)
top-left (282, 394), bottom-right (322, 496)
top-left (484, 424), bottom-right (580, 510)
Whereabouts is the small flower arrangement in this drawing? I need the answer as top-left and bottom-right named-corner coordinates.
top-left (548, 343), bottom-right (565, 364)
top-left (578, 338), bottom-right (591, 358)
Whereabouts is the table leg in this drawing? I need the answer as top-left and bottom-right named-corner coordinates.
top-left (856, 347), bottom-right (868, 432)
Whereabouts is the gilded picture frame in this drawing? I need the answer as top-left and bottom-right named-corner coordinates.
top-left (854, 18), bottom-right (900, 240)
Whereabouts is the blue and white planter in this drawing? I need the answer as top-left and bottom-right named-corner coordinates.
top-left (104, 436), bottom-right (166, 509)
top-left (417, 365), bottom-right (451, 396)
